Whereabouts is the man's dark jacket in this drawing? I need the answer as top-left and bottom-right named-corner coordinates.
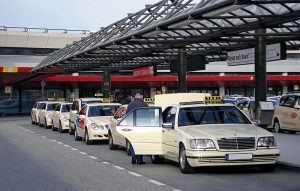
top-left (125, 98), bottom-right (148, 114)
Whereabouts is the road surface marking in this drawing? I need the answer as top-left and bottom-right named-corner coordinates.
top-left (148, 180), bottom-right (165, 186)
top-left (41, 136), bottom-right (47, 139)
top-left (89, 156), bottom-right (98, 160)
top-left (113, 165), bottom-right (124, 170)
top-left (102, 161), bottom-right (110, 164)
top-left (52, 139), bottom-right (57, 142)
top-left (57, 141), bottom-right (63, 144)
top-left (79, 151), bottom-right (87, 155)
top-left (71, 148), bottom-right (78, 151)
top-left (64, 144), bottom-right (70, 147)
top-left (128, 171), bottom-right (142, 177)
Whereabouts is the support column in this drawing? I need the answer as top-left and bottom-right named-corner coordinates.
top-left (282, 72), bottom-right (288, 95)
top-left (255, 28), bottom-right (267, 119)
top-left (18, 88), bottom-right (22, 113)
top-left (72, 73), bottom-right (79, 99)
top-left (103, 70), bottom-right (111, 98)
top-left (178, 48), bottom-right (187, 93)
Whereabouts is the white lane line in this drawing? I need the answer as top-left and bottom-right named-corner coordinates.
top-left (128, 171), bottom-right (142, 177)
top-left (41, 136), bottom-right (47, 139)
top-left (71, 148), bottom-right (78, 151)
top-left (89, 156), bottom-right (98, 160)
top-left (52, 139), bottom-right (57, 142)
top-left (148, 180), bottom-right (165, 186)
top-left (79, 151), bottom-right (87, 155)
top-left (113, 165), bottom-right (124, 170)
top-left (64, 144), bottom-right (70, 147)
top-left (102, 161), bottom-right (110, 164)
top-left (172, 190), bottom-right (182, 191)
top-left (57, 141), bottom-right (63, 144)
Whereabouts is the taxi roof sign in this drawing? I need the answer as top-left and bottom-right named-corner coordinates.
top-left (204, 96), bottom-right (222, 104)
top-left (103, 98), bottom-right (114, 103)
top-left (144, 98), bottom-right (154, 103)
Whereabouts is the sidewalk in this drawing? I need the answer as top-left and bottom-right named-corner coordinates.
top-left (274, 132), bottom-right (300, 170)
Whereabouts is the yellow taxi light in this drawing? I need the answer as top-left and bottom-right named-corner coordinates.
top-left (144, 98), bottom-right (155, 103)
top-left (103, 98), bottom-right (114, 103)
top-left (204, 96), bottom-right (223, 104)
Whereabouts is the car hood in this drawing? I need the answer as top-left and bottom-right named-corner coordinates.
top-left (180, 124), bottom-right (273, 139)
top-left (89, 116), bottom-right (112, 125)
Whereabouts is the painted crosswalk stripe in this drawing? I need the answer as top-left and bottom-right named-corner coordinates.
top-left (148, 180), bottom-right (165, 186)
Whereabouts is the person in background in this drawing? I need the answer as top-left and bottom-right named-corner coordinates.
top-left (121, 95), bottom-right (133, 105)
top-left (125, 90), bottom-right (148, 165)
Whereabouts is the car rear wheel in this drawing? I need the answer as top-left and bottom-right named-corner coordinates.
top-left (51, 120), bottom-right (56, 131)
top-left (59, 121), bottom-right (63, 133)
top-left (108, 132), bottom-right (117, 150)
top-left (273, 120), bottom-right (282, 133)
top-left (44, 118), bottom-right (48, 129)
top-left (151, 155), bottom-right (165, 164)
top-left (69, 124), bottom-right (74, 135)
top-left (74, 128), bottom-right (81, 141)
top-left (125, 139), bottom-right (130, 156)
top-left (179, 145), bottom-right (195, 174)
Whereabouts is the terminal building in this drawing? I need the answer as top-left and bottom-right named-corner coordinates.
top-left (1, 0), bottom-right (300, 114)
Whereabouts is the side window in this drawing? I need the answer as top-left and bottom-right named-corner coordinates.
top-left (279, 97), bottom-right (285, 106)
top-left (136, 108), bottom-right (160, 127)
top-left (55, 104), bottom-right (61, 111)
top-left (119, 112), bottom-right (134, 126)
top-left (162, 107), bottom-right (177, 124)
top-left (283, 96), bottom-right (295, 108)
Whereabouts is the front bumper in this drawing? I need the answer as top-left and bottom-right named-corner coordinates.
top-left (61, 119), bottom-right (69, 130)
top-left (185, 148), bottom-right (280, 167)
top-left (88, 128), bottom-right (108, 141)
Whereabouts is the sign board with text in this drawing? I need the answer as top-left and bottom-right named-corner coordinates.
top-left (133, 66), bottom-right (154, 78)
top-left (227, 43), bottom-right (285, 66)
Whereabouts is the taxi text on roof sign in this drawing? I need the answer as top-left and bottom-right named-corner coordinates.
top-left (103, 98), bottom-right (114, 103)
top-left (204, 96), bottom-right (222, 103)
top-left (144, 98), bottom-right (155, 103)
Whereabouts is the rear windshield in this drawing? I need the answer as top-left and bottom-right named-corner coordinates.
top-left (88, 105), bottom-right (119, 117)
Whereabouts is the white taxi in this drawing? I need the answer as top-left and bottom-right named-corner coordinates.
top-left (272, 93), bottom-right (300, 133)
top-left (116, 93), bottom-right (280, 174)
top-left (74, 102), bottom-right (121, 145)
top-left (51, 102), bottom-right (72, 133)
top-left (38, 101), bottom-right (60, 128)
top-left (31, 101), bottom-right (46, 125)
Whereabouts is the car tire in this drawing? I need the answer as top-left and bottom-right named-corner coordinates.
top-left (273, 120), bottom-right (282, 133)
top-left (69, 124), bottom-right (74, 135)
top-left (44, 118), bottom-right (48, 129)
top-left (151, 155), bottom-right (165, 164)
top-left (85, 128), bottom-right (92, 145)
top-left (108, 132), bottom-right (117, 150)
top-left (38, 118), bottom-right (43, 127)
top-left (51, 120), bottom-right (56, 131)
top-left (259, 164), bottom-right (276, 172)
top-left (179, 145), bottom-right (195, 174)
top-left (59, 121), bottom-right (63, 133)
top-left (125, 139), bottom-right (130, 156)
top-left (74, 128), bottom-right (81, 141)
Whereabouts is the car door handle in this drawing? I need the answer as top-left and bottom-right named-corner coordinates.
top-left (121, 128), bottom-right (132, 132)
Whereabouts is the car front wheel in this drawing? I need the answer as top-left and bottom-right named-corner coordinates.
top-left (74, 128), bottom-right (81, 141)
top-left (85, 128), bottom-right (92, 145)
top-left (108, 132), bottom-right (117, 150)
top-left (179, 145), bottom-right (195, 174)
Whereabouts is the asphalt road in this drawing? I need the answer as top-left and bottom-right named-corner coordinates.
top-left (1, 116), bottom-right (300, 191)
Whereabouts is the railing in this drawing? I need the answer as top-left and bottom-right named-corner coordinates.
top-left (0, 26), bottom-right (91, 34)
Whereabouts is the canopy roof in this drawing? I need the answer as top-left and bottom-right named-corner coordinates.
top-left (32, 0), bottom-right (300, 73)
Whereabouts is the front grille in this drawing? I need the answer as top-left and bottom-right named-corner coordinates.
top-left (217, 137), bottom-right (255, 150)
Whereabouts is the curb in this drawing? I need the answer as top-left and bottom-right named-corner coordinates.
top-left (277, 161), bottom-right (300, 172)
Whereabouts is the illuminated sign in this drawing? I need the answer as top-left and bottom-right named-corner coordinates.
top-left (133, 66), bottom-right (154, 78)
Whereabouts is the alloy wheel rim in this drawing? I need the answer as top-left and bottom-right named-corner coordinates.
top-left (274, 122), bottom-right (280, 133)
top-left (180, 148), bottom-right (186, 169)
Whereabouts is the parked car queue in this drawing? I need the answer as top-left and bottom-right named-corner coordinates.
top-left (30, 93), bottom-right (286, 174)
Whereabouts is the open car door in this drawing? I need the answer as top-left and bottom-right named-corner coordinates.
top-left (116, 107), bottom-right (163, 155)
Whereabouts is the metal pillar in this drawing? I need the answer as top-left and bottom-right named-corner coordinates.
top-left (18, 88), bottom-right (22, 113)
top-left (255, 28), bottom-right (267, 119)
top-left (103, 70), bottom-right (111, 98)
top-left (178, 48), bottom-right (187, 93)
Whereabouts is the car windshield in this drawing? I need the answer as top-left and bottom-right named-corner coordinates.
top-left (88, 105), bottom-right (119, 117)
top-left (178, 106), bottom-right (251, 127)
top-left (61, 104), bottom-right (71, 112)
top-left (81, 100), bottom-right (102, 108)
top-left (46, 103), bottom-right (57, 111)
top-left (37, 103), bottom-right (45, 109)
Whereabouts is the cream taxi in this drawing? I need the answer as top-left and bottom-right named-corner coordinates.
top-left (31, 101), bottom-right (46, 125)
top-left (38, 101), bottom-right (60, 128)
top-left (116, 93), bottom-right (280, 174)
top-left (51, 102), bottom-right (72, 133)
top-left (74, 102), bottom-right (121, 145)
top-left (69, 98), bottom-right (103, 135)
top-left (272, 93), bottom-right (300, 133)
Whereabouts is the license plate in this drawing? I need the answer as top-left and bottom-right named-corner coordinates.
top-left (225, 153), bottom-right (252, 161)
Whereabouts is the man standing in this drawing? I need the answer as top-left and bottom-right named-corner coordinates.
top-left (125, 90), bottom-right (148, 165)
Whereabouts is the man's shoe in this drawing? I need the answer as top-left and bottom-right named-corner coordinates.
top-left (137, 161), bottom-right (146, 165)
top-left (131, 156), bottom-right (136, 164)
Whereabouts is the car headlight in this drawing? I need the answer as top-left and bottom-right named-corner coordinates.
top-left (91, 123), bottom-right (99, 130)
top-left (190, 139), bottom-right (216, 150)
top-left (257, 137), bottom-right (277, 148)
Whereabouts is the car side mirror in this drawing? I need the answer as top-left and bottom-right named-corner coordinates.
top-left (162, 122), bottom-right (174, 129)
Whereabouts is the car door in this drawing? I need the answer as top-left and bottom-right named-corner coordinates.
top-left (161, 106), bottom-right (181, 160)
top-left (281, 95), bottom-right (297, 129)
top-left (116, 107), bottom-right (163, 155)
top-left (78, 105), bottom-right (87, 137)
top-left (110, 105), bottom-right (127, 146)
top-left (53, 104), bottom-right (61, 127)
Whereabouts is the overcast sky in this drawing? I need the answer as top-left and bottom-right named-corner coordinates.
top-left (0, 0), bottom-right (160, 31)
